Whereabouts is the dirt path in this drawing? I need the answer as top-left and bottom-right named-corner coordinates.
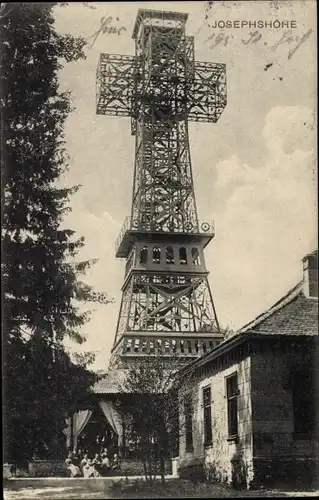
top-left (4, 478), bottom-right (319, 500)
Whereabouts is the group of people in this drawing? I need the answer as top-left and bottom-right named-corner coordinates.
top-left (65, 449), bottom-right (120, 478)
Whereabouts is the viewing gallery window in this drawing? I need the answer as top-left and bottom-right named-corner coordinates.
top-left (140, 246), bottom-right (148, 264)
top-left (166, 245), bottom-right (174, 264)
top-left (179, 247), bottom-right (187, 265)
top-left (226, 373), bottom-right (238, 438)
top-left (203, 386), bottom-right (212, 445)
top-left (153, 246), bottom-right (161, 264)
top-left (192, 247), bottom-right (200, 265)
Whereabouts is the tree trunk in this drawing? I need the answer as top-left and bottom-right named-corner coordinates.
top-left (148, 452), bottom-right (153, 483)
top-left (159, 452), bottom-right (165, 484)
top-left (159, 411), bottom-right (166, 484)
top-left (143, 458), bottom-right (148, 482)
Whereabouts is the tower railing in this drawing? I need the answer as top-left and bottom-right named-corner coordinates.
top-left (115, 215), bottom-right (215, 256)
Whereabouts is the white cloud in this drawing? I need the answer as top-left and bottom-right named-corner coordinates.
top-left (210, 106), bottom-right (317, 330)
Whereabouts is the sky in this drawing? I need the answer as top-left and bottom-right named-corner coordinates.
top-left (54, 1), bottom-right (317, 370)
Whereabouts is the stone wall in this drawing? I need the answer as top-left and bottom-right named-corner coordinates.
top-left (250, 345), bottom-right (318, 488)
top-left (13, 458), bottom-right (172, 478)
top-left (28, 460), bottom-right (68, 477)
top-left (120, 458), bottom-right (172, 476)
top-left (179, 355), bottom-right (254, 489)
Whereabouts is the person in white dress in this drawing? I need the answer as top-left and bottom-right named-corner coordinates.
top-left (65, 458), bottom-right (81, 477)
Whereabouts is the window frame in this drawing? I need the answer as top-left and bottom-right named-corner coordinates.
top-left (179, 247), bottom-right (187, 265)
top-left (191, 247), bottom-right (200, 266)
top-left (226, 372), bottom-right (239, 440)
top-left (202, 385), bottom-right (213, 446)
top-left (152, 245), bottom-right (161, 264)
top-left (139, 245), bottom-right (148, 264)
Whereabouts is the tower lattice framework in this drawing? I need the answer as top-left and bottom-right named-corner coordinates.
top-left (96, 9), bottom-right (227, 367)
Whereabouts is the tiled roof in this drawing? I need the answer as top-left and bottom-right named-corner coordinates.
top-left (92, 369), bottom-right (129, 394)
top-left (178, 266), bottom-right (318, 375)
top-left (239, 282), bottom-right (318, 337)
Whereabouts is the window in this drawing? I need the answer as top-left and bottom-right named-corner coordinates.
top-left (133, 339), bottom-right (140, 353)
top-left (140, 246), bottom-right (148, 264)
top-left (292, 369), bottom-right (315, 436)
top-left (177, 276), bottom-right (186, 284)
top-left (179, 247), bottom-right (187, 265)
top-left (164, 339), bottom-right (170, 353)
top-left (153, 246), bottom-right (161, 264)
top-left (172, 339), bottom-right (177, 353)
top-left (226, 373), bottom-right (238, 438)
top-left (184, 398), bottom-right (193, 451)
top-left (203, 386), bottom-right (212, 445)
top-left (192, 247), bottom-right (200, 265)
top-left (126, 339), bottom-right (132, 353)
top-left (166, 246), bottom-right (174, 264)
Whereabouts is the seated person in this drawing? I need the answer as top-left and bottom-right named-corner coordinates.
top-left (71, 450), bottom-right (81, 467)
top-left (80, 453), bottom-right (89, 477)
top-left (84, 458), bottom-right (100, 478)
top-left (90, 458), bottom-right (101, 477)
top-left (101, 447), bottom-right (108, 457)
top-left (111, 453), bottom-right (121, 471)
top-left (92, 453), bottom-right (102, 474)
top-left (65, 458), bottom-right (81, 478)
top-left (99, 452), bottom-right (111, 476)
top-left (80, 453), bottom-right (88, 466)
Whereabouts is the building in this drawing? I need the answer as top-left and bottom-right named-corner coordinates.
top-left (177, 250), bottom-right (318, 489)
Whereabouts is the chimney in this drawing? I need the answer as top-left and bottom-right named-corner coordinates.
top-left (302, 250), bottom-right (318, 298)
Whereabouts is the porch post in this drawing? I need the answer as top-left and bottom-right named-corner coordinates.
top-left (122, 413), bottom-right (126, 458)
top-left (70, 411), bottom-right (74, 451)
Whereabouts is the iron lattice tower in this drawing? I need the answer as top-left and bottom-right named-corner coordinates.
top-left (96, 9), bottom-right (227, 367)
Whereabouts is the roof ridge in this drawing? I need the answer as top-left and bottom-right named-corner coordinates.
top-left (239, 281), bottom-right (303, 333)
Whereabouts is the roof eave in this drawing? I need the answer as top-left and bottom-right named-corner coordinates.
top-left (176, 330), bottom-right (317, 379)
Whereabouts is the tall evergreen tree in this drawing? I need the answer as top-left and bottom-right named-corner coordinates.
top-left (1, 3), bottom-right (109, 465)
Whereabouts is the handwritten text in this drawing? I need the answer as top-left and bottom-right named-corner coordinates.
top-left (87, 16), bottom-right (126, 48)
top-left (205, 28), bottom-right (313, 60)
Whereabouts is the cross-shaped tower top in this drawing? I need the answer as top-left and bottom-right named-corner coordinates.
top-left (97, 8), bottom-right (226, 131)
top-left (96, 9), bottom-right (227, 367)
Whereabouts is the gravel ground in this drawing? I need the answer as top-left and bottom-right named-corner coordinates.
top-left (4, 477), bottom-right (319, 499)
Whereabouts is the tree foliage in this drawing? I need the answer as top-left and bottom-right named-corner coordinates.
top-left (3, 334), bottom-right (98, 465)
top-left (1, 2), bottom-right (109, 465)
top-left (116, 357), bottom-right (194, 483)
top-left (1, 2), bottom-right (110, 343)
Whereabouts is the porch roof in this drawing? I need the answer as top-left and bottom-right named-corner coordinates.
top-left (92, 369), bottom-right (129, 394)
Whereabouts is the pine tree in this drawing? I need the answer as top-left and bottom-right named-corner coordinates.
top-left (1, 3), bottom-right (109, 465)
